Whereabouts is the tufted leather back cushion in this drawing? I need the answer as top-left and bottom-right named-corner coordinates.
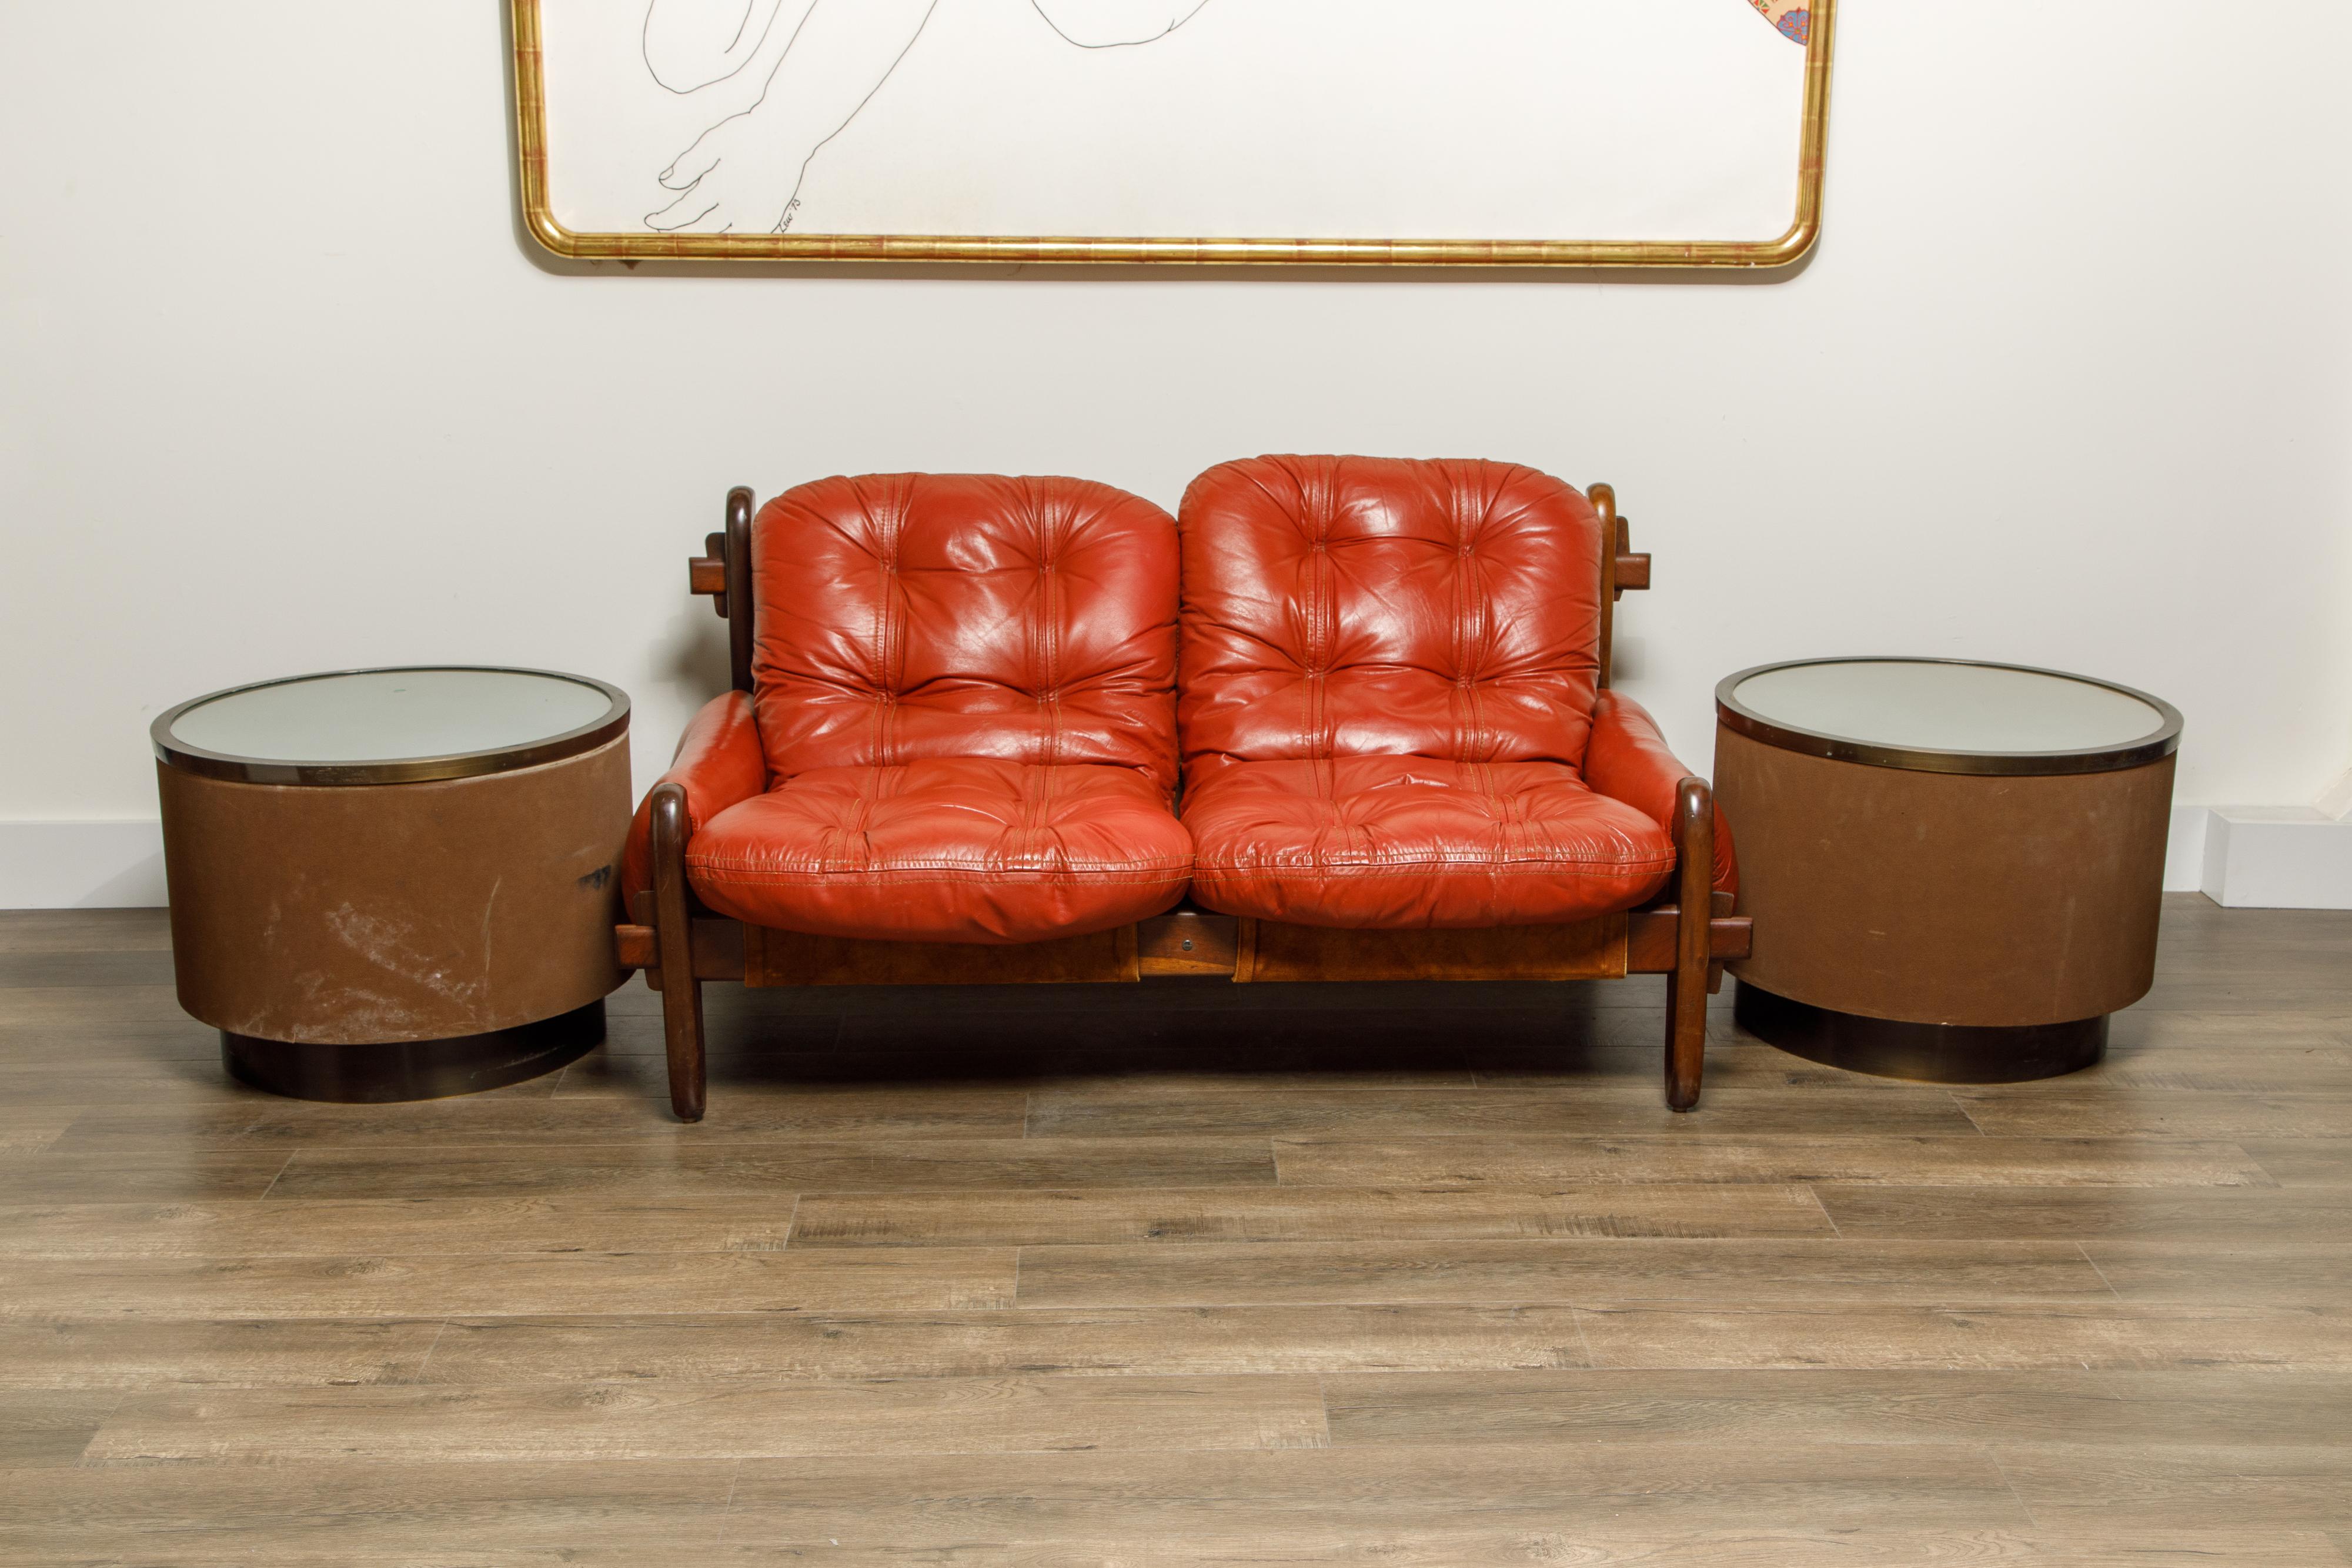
top-left (1178, 456), bottom-right (1605, 785)
top-left (751, 473), bottom-right (1180, 790)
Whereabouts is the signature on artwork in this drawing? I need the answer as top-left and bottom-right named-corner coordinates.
top-left (640, 0), bottom-right (1809, 235)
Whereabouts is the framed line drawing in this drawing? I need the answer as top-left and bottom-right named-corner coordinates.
top-left (512, 0), bottom-right (1836, 268)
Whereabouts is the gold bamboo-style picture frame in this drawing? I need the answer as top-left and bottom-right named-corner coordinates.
top-left (512, 0), bottom-right (1836, 269)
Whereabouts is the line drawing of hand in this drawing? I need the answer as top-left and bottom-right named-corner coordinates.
top-left (640, 0), bottom-right (1215, 234)
top-left (646, 0), bottom-right (943, 233)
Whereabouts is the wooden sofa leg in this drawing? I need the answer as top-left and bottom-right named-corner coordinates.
top-left (650, 783), bottom-right (707, 1123)
top-left (1665, 777), bottom-right (1714, 1112)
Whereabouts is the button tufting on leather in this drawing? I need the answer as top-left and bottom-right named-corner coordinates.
top-left (747, 473), bottom-right (1181, 793)
top-left (686, 758), bottom-right (1192, 942)
top-left (1176, 455), bottom-right (1627, 927)
top-left (1179, 456), bottom-right (1603, 785)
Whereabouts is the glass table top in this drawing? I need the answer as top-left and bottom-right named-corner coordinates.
top-left (158, 668), bottom-right (627, 783)
top-left (1720, 659), bottom-right (2177, 771)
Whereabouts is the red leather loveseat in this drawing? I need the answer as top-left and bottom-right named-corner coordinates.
top-left (619, 459), bottom-right (1746, 1121)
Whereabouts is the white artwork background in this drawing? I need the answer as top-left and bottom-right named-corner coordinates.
top-left (540, 0), bottom-right (1809, 243)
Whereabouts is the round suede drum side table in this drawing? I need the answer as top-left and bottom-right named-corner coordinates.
top-left (153, 667), bottom-right (632, 1101)
top-left (1713, 658), bottom-right (2182, 1083)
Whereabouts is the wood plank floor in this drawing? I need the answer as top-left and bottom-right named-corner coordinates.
top-left (1, 894), bottom-right (2348, 1565)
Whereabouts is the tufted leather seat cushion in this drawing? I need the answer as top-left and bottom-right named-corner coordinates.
top-left (751, 473), bottom-right (1180, 790)
top-left (687, 758), bottom-right (1190, 942)
top-left (1180, 456), bottom-right (1604, 785)
top-left (1180, 456), bottom-right (1658, 929)
top-left (1185, 756), bottom-right (1676, 928)
top-left (691, 473), bottom-right (1187, 942)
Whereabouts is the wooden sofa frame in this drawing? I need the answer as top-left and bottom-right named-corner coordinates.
top-left (622, 484), bottom-right (1753, 1121)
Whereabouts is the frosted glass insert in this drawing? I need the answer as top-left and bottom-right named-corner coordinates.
top-left (168, 670), bottom-right (616, 764)
top-left (1730, 661), bottom-right (2164, 756)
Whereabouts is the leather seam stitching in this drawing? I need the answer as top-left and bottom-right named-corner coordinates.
top-left (1189, 862), bottom-right (1672, 880)
top-left (688, 867), bottom-right (1193, 884)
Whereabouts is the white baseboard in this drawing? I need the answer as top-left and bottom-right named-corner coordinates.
top-left (2162, 804), bottom-right (2209, 894)
top-left (0, 821), bottom-right (169, 909)
top-left (0, 807), bottom-right (2340, 910)
top-left (2200, 804), bottom-right (2352, 909)
top-left (2147, 804), bottom-right (2352, 908)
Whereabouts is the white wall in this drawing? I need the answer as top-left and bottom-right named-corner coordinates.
top-left (4, 2), bottom-right (2350, 905)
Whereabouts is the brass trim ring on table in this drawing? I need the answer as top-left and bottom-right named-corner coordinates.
top-left (1715, 656), bottom-right (2183, 778)
top-left (151, 666), bottom-right (632, 787)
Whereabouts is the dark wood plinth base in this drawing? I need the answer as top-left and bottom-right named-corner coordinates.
top-left (1735, 981), bottom-right (2106, 1085)
top-left (221, 1001), bottom-right (604, 1102)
